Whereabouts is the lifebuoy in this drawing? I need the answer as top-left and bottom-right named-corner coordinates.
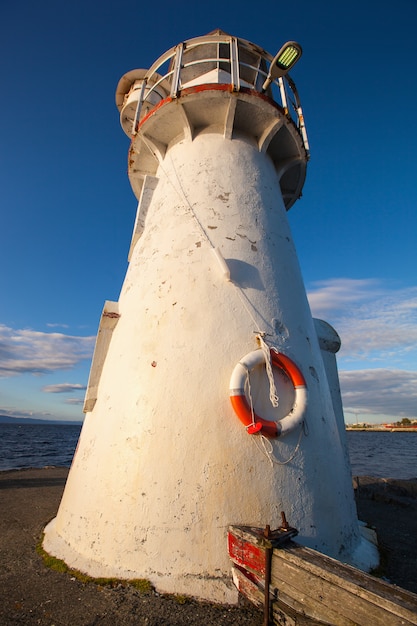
top-left (229, 349), bottom-right (307, 438)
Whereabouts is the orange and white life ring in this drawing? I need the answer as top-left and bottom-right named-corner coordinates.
top-left (229, 349), bottom-right (307, 438)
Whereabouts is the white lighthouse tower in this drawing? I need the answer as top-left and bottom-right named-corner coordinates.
top-left (44, 30), bottom-right (377, 603)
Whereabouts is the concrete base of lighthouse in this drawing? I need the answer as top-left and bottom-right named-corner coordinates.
top-left (44, 131), bottom-right (378, 603)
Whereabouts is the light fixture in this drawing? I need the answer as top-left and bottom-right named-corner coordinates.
top-left (262, 41), bottom-right (303, 92)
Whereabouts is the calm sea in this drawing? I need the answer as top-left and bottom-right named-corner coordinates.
top-left (0, 423), bottom-right (416, 479)
top-left (346, 430), bottom-right (417, 479)
top-left (0, 423), bottom-right (81, 472)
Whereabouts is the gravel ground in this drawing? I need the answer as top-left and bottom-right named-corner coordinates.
top-left (1, 468), bottom-right (416, 625)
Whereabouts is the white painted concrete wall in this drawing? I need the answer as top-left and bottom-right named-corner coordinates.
top-left (44, 131), bottom-right (377, 603)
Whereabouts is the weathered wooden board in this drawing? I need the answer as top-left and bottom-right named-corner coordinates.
top-left (232, 565), bottom-right (328, 625)
top-left (271, 543), bottom-right (417, 626)
top-left (228, 526), bottom-right (268, 577)
top-left (228, 526), bottom-right (417, 626)
top-left (228, 524), bottom-right (298, 577)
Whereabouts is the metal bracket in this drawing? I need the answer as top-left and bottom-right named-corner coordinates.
top-left (230, 37), bottom-right (240, 91)
top-left (170, 43), bottom-right (184, 98)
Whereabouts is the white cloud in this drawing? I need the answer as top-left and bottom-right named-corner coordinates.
top-left (0, 324), bottom-right (95, 377)
top-left (340, 369), bottom-right (417, 419)
top-left (307, 279), bottom-right (417, 365)
top-left (307, 279), bottom-right (417, 420)
top-left (46, 323), bottom-right (69, 329)
top-left (307, 278), bottom-right (382, 318)
top-left (42, 383), bottom-right (86, 393)
top-left (64, 397), bottom-right (85, 406)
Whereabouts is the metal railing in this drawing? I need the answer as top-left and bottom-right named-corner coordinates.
top-left (127, 33), bottom-right (309, 154)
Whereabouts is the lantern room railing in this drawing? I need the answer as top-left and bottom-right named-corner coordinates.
top-left (119, 33), bottom-right (309, 156)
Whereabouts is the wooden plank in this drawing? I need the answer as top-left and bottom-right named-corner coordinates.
top-left (228, 526), bottom-right (417, 626)
top-left (270, 589), bottom-right (342, 626)
top-left (228, 525), bottom-right (298, 578)
top-left (269, 561), bottom-right (376, 626)
top-left (271, 543), bottom-right (417, 626)
top-left (232, 566), bottom-right (302, 626)
top-left (228, 528), bottom-right (267, 577)
top-left (231, 566), bottom-right (265, 610)
top-left (232, 565), bottom-right (339, 625)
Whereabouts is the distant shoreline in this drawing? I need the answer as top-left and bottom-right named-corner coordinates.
top-left (0, 416), bottom-right (82, 425)
top-left (1, 418), bottom-right (416, 432)
top-left (346, 426), bottom-right (417, 432)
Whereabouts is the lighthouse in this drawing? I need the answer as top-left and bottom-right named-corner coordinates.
top-left (44, 30), bottom-right (378, 603)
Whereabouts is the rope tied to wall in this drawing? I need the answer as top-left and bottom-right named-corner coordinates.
top-left (257, 334), bottom-right (279, 408)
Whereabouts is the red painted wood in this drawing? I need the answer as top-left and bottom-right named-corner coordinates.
top-left (227, 531), bottom-right (266, 577)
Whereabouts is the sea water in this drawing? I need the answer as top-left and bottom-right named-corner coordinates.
top-left (346, 430), bottom-right (417, 479)
top-left (0, 423), bottom-right (416, 479)
top-left (0, 423), bottom-right (81, 471)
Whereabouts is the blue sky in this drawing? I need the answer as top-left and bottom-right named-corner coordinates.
top-left (1, 0), bottom-right (416, 424)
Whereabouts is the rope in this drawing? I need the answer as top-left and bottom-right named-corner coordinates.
top-left (246, 335), bottom-right (305, 465)
top-left (244, 365), bottom-right (257, 432)
top-left (253, 424), bottom-right (304, 467)
top-left (233, 287), bottom-right (263, 335)
top-left (258, 334), bottom-right (279, 408)
top-left (139, 133), bottom-right (273, 342)
top-left (140, 132), bottom-right (304, 464)
top-left (140, 134), bottom-right (213, 247)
